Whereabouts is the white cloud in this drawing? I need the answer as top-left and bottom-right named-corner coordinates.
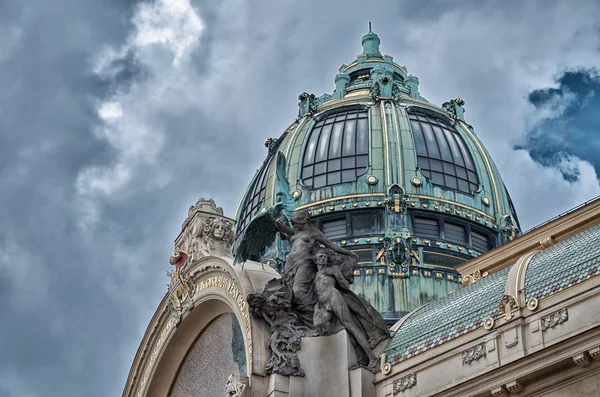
top-left (76, 0), bottom-right (204, 230)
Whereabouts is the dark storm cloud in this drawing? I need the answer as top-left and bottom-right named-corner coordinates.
top-left (0, 1), bottom-right (145, 396)
top-left (518, 70), bottom-right (600, 181)
top-left (1, 0), bottom-right (600, 396)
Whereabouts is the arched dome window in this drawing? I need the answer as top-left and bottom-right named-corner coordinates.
top-left (237, 154), bottom-right (275, 232)
top-left (301, 108), bottom-right (369, 188)
top-left (409, 112), bottom-right (479, 194)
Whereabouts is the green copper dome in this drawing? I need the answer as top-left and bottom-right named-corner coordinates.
top-left (233, 26), bottom-right (520, 323)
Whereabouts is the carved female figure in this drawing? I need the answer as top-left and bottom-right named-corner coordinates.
top-left (274, 210), bottom-right (355, 309)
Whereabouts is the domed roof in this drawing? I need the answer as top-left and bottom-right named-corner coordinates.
top-left (233, 26), bottom-right (520, 322)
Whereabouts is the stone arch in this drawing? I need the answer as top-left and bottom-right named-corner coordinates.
top-left (123, 256), bottom-right (278, 397)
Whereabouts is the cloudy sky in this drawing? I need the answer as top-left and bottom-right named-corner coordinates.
top-left (1, 0), bottom-right (600, 396)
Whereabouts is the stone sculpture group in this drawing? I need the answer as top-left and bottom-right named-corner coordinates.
top-left (247, 210), bottom-right (389, 376)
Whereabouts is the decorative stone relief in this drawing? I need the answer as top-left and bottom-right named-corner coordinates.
top-left (541, 307), bottom-right (568, 331)
top-left (225, 372), bottom-right (249, 397)
top-left (462, 342), bottom-right (487, 365)
top-left (167, 249), bottom-right (196, 325)
top-left (175, 199), bottom-right (235, 260)
top-left (498, 295), bottom-right (520, 321)
top-left (393, 373), bottom-right (417, 394)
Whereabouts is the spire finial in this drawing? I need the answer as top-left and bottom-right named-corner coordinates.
top-left (361, 22), bottom-right (381, 58)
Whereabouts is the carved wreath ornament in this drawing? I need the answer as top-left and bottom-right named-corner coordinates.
top-left (393, 373), bottom-right (417, 394)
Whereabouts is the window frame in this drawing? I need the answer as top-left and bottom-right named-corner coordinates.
top-left (300, 106), bottom-right (370, 189)
top-left (407, 110), bottom-right (480, 194)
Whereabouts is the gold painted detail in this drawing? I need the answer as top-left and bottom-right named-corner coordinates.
top-left (539, 236), bottom-right (556, 249)
top-left (482, 196), bottom-right (490, 206)
top-left (353, 270), bottom-right (361, 276)
top-left (367, 175), bottom-right (379, 185)
top-left (411, 176), bottom-right (422, 187)
top-left (295, 193), bottom-right (385, 210)
top-left (365, 269), bottom-right (373, 276)
top-left (136, 317), bottom-right (175, 397)
top-left (409, 194), bottom-right (495, 220)
top-left (461, 270), bottom-right (489, 287)
top-left (381, 362), bottom-right (392, 375)
top-left (527, 297), bottom-right (539, 311)
top-left (378, 269), bottom-right (386, 275)
top-left (293, 190), bottom-right (302, 200)
top-left (345, 89), bottom-right (371, 98)
top-left (483, 317), bottom-right (495, 330)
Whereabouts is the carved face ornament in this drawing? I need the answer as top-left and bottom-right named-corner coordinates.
top-left (213, 221), bottom-right (225, 239)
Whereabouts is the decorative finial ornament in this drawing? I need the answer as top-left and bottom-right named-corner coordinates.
top-left (362, 21), bottom-right (382, 58)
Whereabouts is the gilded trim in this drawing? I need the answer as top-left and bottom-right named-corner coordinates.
top-left (390, 101), bottom-right (403, 186)
top-left (408, 194), bottom-right (495, 220)
top-left (342, 61), bottom-right (358, 71)
top-left (345, 89), bottom-right (370, 98)
top-left (392, 63), bottom-right (407, 73)
top-left (295, 193), bottom-right (385, 210)
top-left (380, 102), bottom-right (392, 186)
top-left (459, 121), bottom-right (502, 215)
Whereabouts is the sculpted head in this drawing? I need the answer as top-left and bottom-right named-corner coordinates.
top-left (315, 249), bottom-right (329, 266)
top-left (291, 210), bottom-right (310, 231)
top-left (213, 220), bottom-right (226, 239)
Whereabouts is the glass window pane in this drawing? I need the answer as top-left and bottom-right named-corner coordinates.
top-left (421, 122), bottom-right (441, 159)
top-left (411, 121), bottom-right (428, 157)
top-left (468, 170), bottom-right (478, 182)
top-left (352, 213), bottom-right (377, 235)
top-left (329, 122), bottom-right (344, 158)
top-left (303, 177), bottom-right (313, 186)
top-left (342, 169), bottom-right (355, 182)
top-left (314, 161), bottom-right (327, 175)
top-left (469, 183), bottom-right (479, 192)
top-left (342, 119), bottom-right (356, 156)
top-left (304, 126), bottom-right (322, 165)
top-left (321, 218), bottom-right (347, 240)
top-left (417, 156), bottom-right (429, 170)
top-left (342, 157), bottom-right (355, 169)
top-left (300, 109), bottom-right (370, 188)
top-left (302, 166), bottom-right (313, 178)
top-left (327, 172), bottom-right (341, 185)
top-left (313, 174), bottom-right (327, 188)
top-left (413, 217), bottom-right (439, 239)
top-left (432, 171), bottom-right (444, 185)
top-left (432, 125), bottom-right (453, 162)
top-left (315, 123), bottom-right (333, 162)
top-left (356, 155), bottom-right (368, 168)
top-left (430, 159), bottom-right (443, 172)
top-left (445, 175), bottom-right (458, 189)
top-left (442, 161), bottom-right (455, 175)
top-left (454, 133), bottom-right (475, 170)
top-left (328, 159), bottom-right (341, 171)
top-left (445, 222), bottom-right (466, 244)
top-left (356, 118), bottom-right (369, 154)
top-left (408, 112), bottom-right (479, 194)
top-left (443, 129), bottom-right (465, 167)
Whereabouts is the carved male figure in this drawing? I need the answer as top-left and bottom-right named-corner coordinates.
top-left (313, 249), bottom-right (388, 368)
